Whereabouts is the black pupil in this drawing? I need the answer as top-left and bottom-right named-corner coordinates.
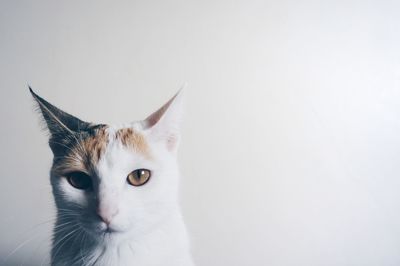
top-left (138, 170), bottom-right (144, 179)
top-left (68, 172), bottom-right (92, 189)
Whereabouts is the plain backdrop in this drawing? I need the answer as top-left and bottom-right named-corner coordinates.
top-left (1, 0), bottom-right (400, 265)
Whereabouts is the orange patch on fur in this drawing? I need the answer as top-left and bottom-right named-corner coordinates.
top-left (52, 127), bottom-right (109, 174)
top-left (115, 128), bottom-right (151, 158)
top-left (85, 127), bottom-right (108, 163)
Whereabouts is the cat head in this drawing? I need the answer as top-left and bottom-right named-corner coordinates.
top-left (30, 87), bottom-right (184, 243)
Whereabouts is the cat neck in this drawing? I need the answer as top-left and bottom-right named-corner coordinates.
top-left (51, 209), bottom-right (193, 266)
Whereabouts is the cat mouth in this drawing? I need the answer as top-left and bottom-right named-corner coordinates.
top-left (103, 227), bottom-right (118, 234)
top-left (98, 224), bottom-right (126, 235)
top-left (80, 221), bottom-right (123, 236)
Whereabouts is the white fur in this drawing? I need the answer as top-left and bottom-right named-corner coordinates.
top-left (50, 92), bottom-right (194, 266)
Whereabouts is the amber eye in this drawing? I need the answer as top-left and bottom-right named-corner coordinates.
top-left (66, 171), bottom-right (92, 190)
top-left (127, 169), bottom-right (151, 186)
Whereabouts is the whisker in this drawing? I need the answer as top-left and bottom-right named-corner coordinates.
top-left (43, 225), bottom-right (81, 266)
top-left (2, 217), bottom-right (59, 265)
top-left (19, 232), bottom-right (52, 266)
top-left (52, 220), bottom-right (77, 231)
top-left (2, 232), bottom-right (42, 265)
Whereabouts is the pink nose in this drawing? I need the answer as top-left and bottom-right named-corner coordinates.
top-left (96, 206), bottom-right (118, 225)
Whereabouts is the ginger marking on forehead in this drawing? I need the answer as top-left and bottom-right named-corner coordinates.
top-left (52, 152), bottom-right (86, 174)
top-left (83, 127), bottom-right (109, 165)
top-left (115, 128), bottom-right (150, 158)
top-left (52, 127), bottom-right (110, 174)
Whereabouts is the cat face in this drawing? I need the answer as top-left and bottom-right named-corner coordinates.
top-left (30, 88), bottom-right (183, 243)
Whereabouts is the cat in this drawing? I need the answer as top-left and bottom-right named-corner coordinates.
top-left (30, 87), bottom-right (194, 266)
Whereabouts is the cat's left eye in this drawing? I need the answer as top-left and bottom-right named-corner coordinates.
top-left (127, 169), bottom-right (151, 186)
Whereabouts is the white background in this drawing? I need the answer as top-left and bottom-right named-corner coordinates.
top-left (1, 0), bottom-right (400, 265)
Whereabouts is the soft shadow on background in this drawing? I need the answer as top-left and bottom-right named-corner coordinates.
top-left (1, 0), bottom-right (400, 265)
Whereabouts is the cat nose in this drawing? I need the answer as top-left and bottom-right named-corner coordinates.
top-left (96, 206), bottom-right (118, 225)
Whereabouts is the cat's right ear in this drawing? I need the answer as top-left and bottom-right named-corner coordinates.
top-left (29, 87), bottom-right (91, 137)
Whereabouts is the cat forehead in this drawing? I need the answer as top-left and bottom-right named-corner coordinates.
top-left (107, 125), bottom-right (150, 158)
top-left (52, 124), bottom-right (151, 174)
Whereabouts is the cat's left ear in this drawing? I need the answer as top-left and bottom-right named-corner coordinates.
top-left (143, 90), bottom-right (184, 153)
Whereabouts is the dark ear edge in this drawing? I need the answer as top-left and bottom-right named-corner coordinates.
top-left (29, 86), bottom-right (92, 136)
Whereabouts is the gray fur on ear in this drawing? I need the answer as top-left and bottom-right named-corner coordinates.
top-left (29, 86), bottom-right (96, 156)
top-left (29, 86), bottom-right (91, 135)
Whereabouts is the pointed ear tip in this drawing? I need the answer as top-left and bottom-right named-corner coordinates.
top-left (177, 83), bottom-right (188, 94)
top-left (28, 85), bottom-right (38, 98)
top-left (174, 87), bottom-right (186, 102)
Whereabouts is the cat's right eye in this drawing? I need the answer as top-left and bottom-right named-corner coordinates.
top-left (65, 171), bottom-right (92, 190)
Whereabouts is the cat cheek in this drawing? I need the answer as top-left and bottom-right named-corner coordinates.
top-left (57, 179), bottom-right (90, 207)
